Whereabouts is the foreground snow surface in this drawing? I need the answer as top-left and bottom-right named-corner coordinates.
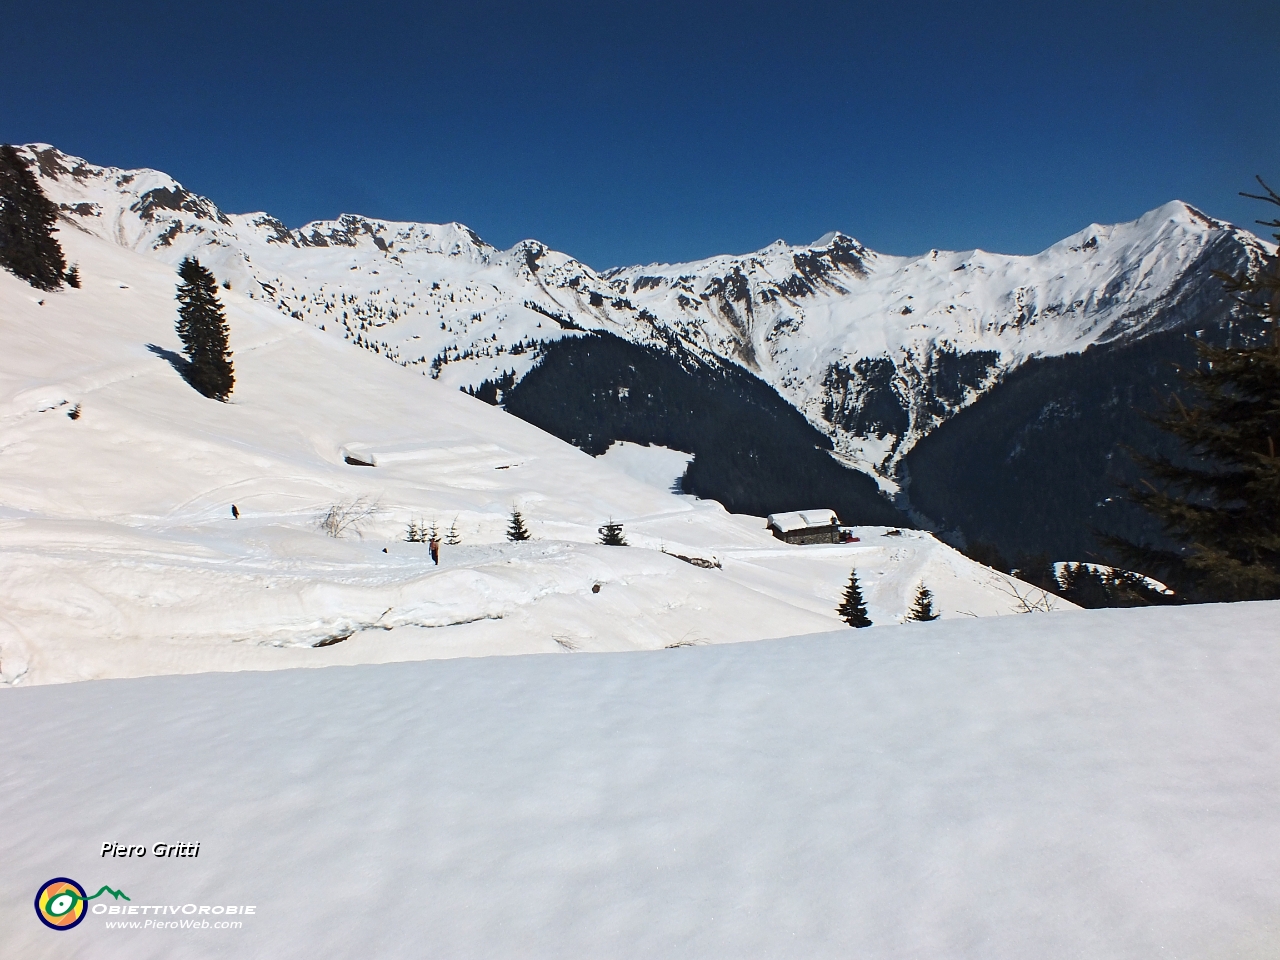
top-left (4, 602), bottom-right (1278, 959)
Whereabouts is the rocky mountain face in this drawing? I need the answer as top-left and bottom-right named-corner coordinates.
top-left (602, 205), bottom-right (1266, 485)
top-left (18, 144), bottom-right (1270, 554)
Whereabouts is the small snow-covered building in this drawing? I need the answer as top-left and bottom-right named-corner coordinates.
top-left (766, 509), bottom-right (840, 545)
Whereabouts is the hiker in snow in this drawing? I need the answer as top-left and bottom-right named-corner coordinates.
top-left (231, 504), bottom-right (239, 519)
top-left (428, 534), bottom-right (440, 565)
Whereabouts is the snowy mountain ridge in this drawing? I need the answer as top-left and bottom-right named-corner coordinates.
top-left (603, 201), bottom-right (1267, 477)
top-left (1, 182), bottom-right (1062, 686)
top-left (20, 144), bottom-right (1268, 485)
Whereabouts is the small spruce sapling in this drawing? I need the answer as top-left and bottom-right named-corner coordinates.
top-left (405, 520), bottom-right (421, 543)
top-left (446, 518), bottom-right (462, 545)
top-left (907, 582), bottom-right (939, 621)
top-left (837, 568), bottom-right (872, 628)
top-left (506, 507), bottom-right (531, 541)
top-left (598, 518), bottom-right (627, 546)
top-left (64, 264), bottom-right (80, 288)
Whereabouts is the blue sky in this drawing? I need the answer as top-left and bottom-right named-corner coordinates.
top-left (5, 1), bottom-right (1277, 268)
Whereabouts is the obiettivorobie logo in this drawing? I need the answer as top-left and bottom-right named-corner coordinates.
top-left (35, 878), bottom-right (130, 931)
top-left (35, 876), bottom-right (256, 932)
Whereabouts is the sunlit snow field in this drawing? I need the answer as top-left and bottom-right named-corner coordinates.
top-left (3, 603), bottom-right (1277, 958)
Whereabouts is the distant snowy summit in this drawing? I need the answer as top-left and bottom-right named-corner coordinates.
top-left (19, 143), bottom-right (1268, 485)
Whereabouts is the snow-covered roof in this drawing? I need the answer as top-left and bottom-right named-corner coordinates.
top-left (767, 509), bottom-right (838, 533)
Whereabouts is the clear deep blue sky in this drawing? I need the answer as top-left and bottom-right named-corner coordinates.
top-left (5, 1), bottom-right (1277, 268)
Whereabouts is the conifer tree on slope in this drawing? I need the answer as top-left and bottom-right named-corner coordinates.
top-left (1109, 179), bottom-right (1280, 601)
top-left (0, 144), bottom-right (66, 291)
top-left (506, 507), bottom-right (531, 541)
top-left (598, 518), bottom-right (627, 546)
top-left (446, 518), bottom-right (462, 546)
top-left (837, 568), bottom-right (871, 627)
top-left (175, 257), bottom-right (235, 401)
top-left (906, 582), bottom-right (939, 621)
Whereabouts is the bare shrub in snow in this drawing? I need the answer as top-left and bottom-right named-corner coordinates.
top-left (996, 574), bottom-right (1061, 613)
top-left (318, 497), bottom-right (378, 538)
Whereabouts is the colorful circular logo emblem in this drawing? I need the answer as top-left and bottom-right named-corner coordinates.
top-left (35, 878), bottom-right (88, 931)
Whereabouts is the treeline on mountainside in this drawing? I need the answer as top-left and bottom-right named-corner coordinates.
top-left (967, 547), bottom-right (1178, 609)
top-left (1056, 563), bottom-right (1176, 608)
top-left (0, 144), bottom-right (69, 290)
top-left (495, 332), bottom-right (904, 526)
top-left (903, 321), bottom-right (1265, 567)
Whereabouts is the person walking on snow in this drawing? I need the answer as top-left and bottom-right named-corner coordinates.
top-left (428, 534), bottom-right (440, 565)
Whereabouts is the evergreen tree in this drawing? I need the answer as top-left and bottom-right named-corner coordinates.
top-left (907, 582), bottom-right (939, 621)
top-left (175, 257), bottom-right (235, 401)
top-left (405, 520), bottom-right (421, 543)
top-left (1056, 562), bottom-right (1174, 609)
top-left (506, 507), bottom-right (531, 541)
top-left (837, 568), bottom-right (871, 627)
top-left (446, 518), bottom-right (462, 545)
top-left (0, 144), bottom-right (66, 291)
top-left (1109, 180), bottom-right (1280, 601)
top-left (598, 518), bottom-right (627, 546)
top-left (64, 264), bottom-right (80, 288)
top-left (427, 519), bottom-right (439, 542)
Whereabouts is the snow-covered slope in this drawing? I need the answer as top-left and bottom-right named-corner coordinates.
top-left (0, 200), bottom-right (1055, 686)
top-left (19, 145), bottom-right (1267, 487)
top-left (4, 602), bottom-right (1277, 957)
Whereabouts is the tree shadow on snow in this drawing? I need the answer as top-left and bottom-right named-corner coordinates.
top-left (145, 343), bottom-right (194, 387)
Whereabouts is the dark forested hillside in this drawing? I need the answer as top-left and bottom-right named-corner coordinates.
top-left (903, 320), bottom-right (1267, 563)
top-left (496, 332), bottom-right (904, 526)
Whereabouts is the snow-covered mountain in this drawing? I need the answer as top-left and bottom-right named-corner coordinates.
top-left (10, 146), bottom-right (1277, 959)
top-left (19, 144), bottom-right (634, 391)
top-left (604, 207), bottom-right (1267, 480)
top-left (1, 167), bottom-right (1059, 687)
top-left (20, 144), bottom-right (1267, 492)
